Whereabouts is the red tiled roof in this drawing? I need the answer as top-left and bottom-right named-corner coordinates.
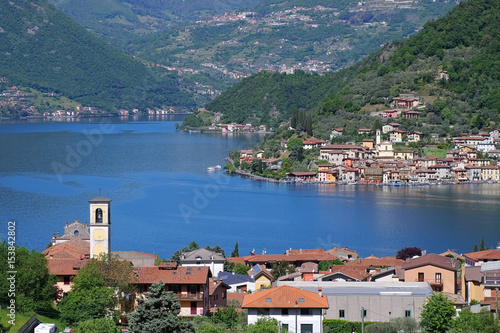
top-left (46, 258), bottom-right (86, 276)
top-left (246, 253), bottom-right (339, 264)
top-left (345, 257), bottom-right (404, 270)
top-left (43, 238), bottom-right (90, 259)
top-left (242, 285), bottom-right (328, 309)
top-left (463, 249), bottom-right (500, 261)
top-left (321, 265), bottom-right (370, 281)
top-left (136, 266), bottom-right (210, 285)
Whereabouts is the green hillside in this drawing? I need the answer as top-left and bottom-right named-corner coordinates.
top-left (0, 0), bottom-right (195, 112)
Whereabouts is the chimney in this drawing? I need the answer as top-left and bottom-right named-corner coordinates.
top-left (300, 249), bottom-right (302, 254)
top-left (318, 287), bottom-right (323, 297)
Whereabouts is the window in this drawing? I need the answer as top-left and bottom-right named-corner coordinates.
top-left (300, 324), bottom-right (313, 333)
top-left (300, 308), bottom-right (312, 316)
top-left (339, 309), bottom-right (345, 318)
top-left (405, 310), bottom-right (412, 318)
top-left (282, 324), bottom-right (289, 331)
top-left (435, 273), bottom-right (441, 284)
top-left (418, 272), bottom-right (424, 282)
top-left (170, 285), bottom-right (180, 293)
top-left (63, 276), bottom-right (70, 285)
top-left (257, 308), bottom-right (269, 316)
top-left (265, 298), bottom-right (272, 303)
top-left (282, 308), bottom-right (289, 316)
top-left (95, 208), bottom-right (103, 223)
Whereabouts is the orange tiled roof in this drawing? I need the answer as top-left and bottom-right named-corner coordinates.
top-left (242, 285), bottom-right (328, 309)
top-left (402, 253), bottom-right (459, 271)
top-left (345, 257), bottom-right (404, 270)
top-left (136, 266), bottom-right (210, 285)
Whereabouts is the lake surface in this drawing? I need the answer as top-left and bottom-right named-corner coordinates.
top-left (0, 116), bottom-right (499, 259)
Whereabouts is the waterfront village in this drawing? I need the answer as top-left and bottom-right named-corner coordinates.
top-left (31, 196), bottom-right (500, 332)
top-left (225, 100), bottom-right (500, 184)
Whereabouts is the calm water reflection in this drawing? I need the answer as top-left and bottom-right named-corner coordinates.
top-left (0, 116), bottom-right (499, 259)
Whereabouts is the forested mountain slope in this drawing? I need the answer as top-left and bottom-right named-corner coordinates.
top-left (0, 0), bottom-right (194, 111)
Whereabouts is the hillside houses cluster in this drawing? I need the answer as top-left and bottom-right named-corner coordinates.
top-left (45, 202), bottom-right (500, 332)
top-left (239, 125), bottom-right (500, 183)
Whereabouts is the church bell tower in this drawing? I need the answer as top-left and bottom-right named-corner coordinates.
top-left (89, 196), bottom-right (111, 259)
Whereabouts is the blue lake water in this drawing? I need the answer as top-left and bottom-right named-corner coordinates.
top-left (0, 116), bottom-right (499, 259)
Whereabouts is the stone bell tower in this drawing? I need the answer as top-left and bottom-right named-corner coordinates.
top-left (89, 196), bottom-right (111, 259)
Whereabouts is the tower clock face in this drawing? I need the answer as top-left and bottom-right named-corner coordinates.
top-left (93, 229), bottom-right (106, 241)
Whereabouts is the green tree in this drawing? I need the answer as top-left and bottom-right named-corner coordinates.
top-left (85, 253), bottom-right (137, 312)
top-left (480, 236), bottom-right (487, 251)
top-left (246, 317), bottom-right (285, 333)
top-left (212, 305), bottom-right (240, 329)
top-left (318, 259), bottom-right (344, 271)
top-left (171, 241), bottom-right (200, 264)
top-left (0, 243), bottom-right (57, 312)
top-left (420, 293), bottom-right (455, 333)
top-left (196, 323), bottom-right (226, 333)
top-left (58, 265), bottom-right (116, 325)
top-left (270, 260), bottom-right (295, 280)
top-left (74, 318), bottom-right (120, 333)
top-left (234, 263), bottom-right (250, 275)
top-left (128, 281), bottom-right (194, 333)
top-left (473, 244), bottom-right (478, 252)
top-left (230, 242), bottom-right (239, 257)
top-left (286, 137), bottom-right (303, 152)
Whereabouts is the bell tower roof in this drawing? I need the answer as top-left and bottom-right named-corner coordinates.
top-left (89, 196), bottom-right (112, 203)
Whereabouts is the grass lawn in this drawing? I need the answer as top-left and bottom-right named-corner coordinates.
top-left (0, 309), bottom-right (66, 332)
top-left (423, 148), bottom-right (446, 158)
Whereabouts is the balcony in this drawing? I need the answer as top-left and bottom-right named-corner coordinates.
top-left (174, 292), bottom-right (203, 300)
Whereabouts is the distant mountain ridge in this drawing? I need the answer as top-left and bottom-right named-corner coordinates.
top-left (0, 0), bottom-right (194, 112)
top-left (47, 0), bottom-right (459, 97)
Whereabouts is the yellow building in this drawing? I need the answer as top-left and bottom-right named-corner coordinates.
top-left (89, 196), bottom-right (112, 258)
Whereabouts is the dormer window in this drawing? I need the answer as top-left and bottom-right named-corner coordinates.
top-left (96, 208), bottom-right (103, 223)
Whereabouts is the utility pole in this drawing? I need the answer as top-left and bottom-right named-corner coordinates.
top-left (361, 307), bottom-right (365, 333)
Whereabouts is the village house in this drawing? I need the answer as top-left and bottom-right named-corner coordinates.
top-left (407, 131), bottom-right (424, 143)
top-left (135, 265), bottom-right (212, 317)
top-left (481, 164), bottom-right (500, 181)
top-left (218, 271), bottom-right (256, 293)
top-left (382, 109), bottom-right (398, 119)
top-left (394, 150), bottom-right (416, 160)
top-left (382, 122), bottom-right (401, 134)
top-left (465, 165), bottom-right (482, 181)
top-left (429, 164), bottom-right (452, 179)
top-left (330, 128), bottom-right (343, 139)
top-left (316, 164), bottom-right (338, 182)
top-left (391, 97), bottom-right (419, 109)
top-left (248, 264), bottom-right (274, 291)
top-left (180, 248), bottom-right (226, 277)
top-left (401, 253), bottom-right (459, 294)
top-left (389, 129), bottom-right (406, 143)
top-left (401, 110), bottom-right (420, 119)
top-left (302, 138), bottom-right (327, 149)
top-left (242, 285), bottom-right (329, 333)
top-left (454, 136), bottom-right (496, 153)
top-left (461, 249), bottom-right (500, 311)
